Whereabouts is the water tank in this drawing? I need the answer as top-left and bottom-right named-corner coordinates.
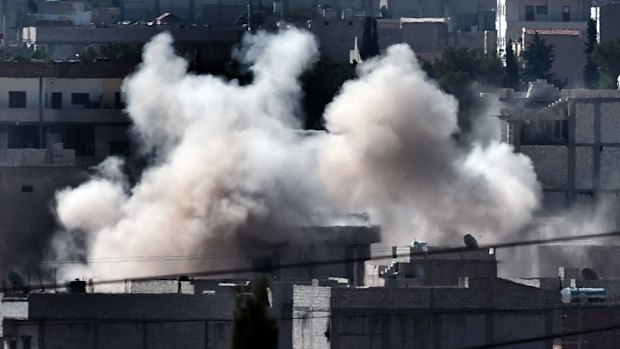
top-left (66, 279), bottom-right (87, 293)
top-left (561, 287), bottom-right (607, 304)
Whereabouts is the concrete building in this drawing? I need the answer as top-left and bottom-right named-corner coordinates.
top-left (520, 28), bottom-right (587, 87)
top-left (496, 0), bottom-right (591, 55)
top-left (0, 292), bottom-right (236, 349)
top-left (591, 1), bottom-right (620, 42)
top-left (22, 24), bottom-right (241, 60)
top-left (499, 81), bottom-right (620, 215)
top-left (311, 17), bottom-right (449, 62)
top-left (292, 277), bottom-right (561, 349)
top-left (120, 0), bottom-right (203, 23)
top-left (0, 61), bottom-right (135, 273)
top-left (375, 242), bottom-right (498, 287)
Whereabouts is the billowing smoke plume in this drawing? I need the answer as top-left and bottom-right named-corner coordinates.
top-left (320, 46), bottom-right (540, 245)
top-left (51, 29), bottom-right (542, 281)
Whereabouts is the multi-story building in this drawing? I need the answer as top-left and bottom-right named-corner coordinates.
top-left (591, 1), bottom-right (620, 42)
top-left (499, 80), bottom-right (620, 215)
top-left (22, 24), bottom-right (241, 61)
top-left (496, 0), bottom-right (591, 54)
top-left (0, 61), bottom-right (134, 274)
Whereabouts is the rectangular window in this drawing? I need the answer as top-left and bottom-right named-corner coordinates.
top-left (51, 92), bottom-right (62, 109)
top-left (563, 6), bottom-right (571, 21)
top-left (525, 6), bottom-right (535, 21)
top-left (536, 5), bottom-right (548, 15)
top-left (8, 91), bottom-right (26, 108)
top-left (114, 91), bottom-right (125, 109)
top-left (71, 93), bottom-right (89, 105)
top-left (21, 336), bottom-right (31, 349)
top-left (21, 185), bottom-right (33, 193)
top-left (109, 141), bottom-right (129, 157)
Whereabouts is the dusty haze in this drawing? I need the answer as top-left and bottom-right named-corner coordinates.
top-left (51, 29), bottom-right (544, 282)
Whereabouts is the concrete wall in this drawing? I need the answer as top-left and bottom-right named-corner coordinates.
top-left (293, 279), bottom-right (560, 349)
top-left (594, 3), bottom-right (620, 43)
top-left (2, 293), bottom-right (236, 349)
top-left (522, 31), bottom-right (587, 87)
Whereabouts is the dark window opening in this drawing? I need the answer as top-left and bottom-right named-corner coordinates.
top-left (525, 6), bottom-right (535, 21)
top-left (7, 337), bottom-right (16, 349)
top-left (51, 92), bottom-right (62, 109)
top-left (536, 5), bottom-right (548, 15)
top-left (520, 120), bottom-right (568, 145)
top-left (563, 6), bottom-right (571, 21)
top-left (109, 141), bottom-right (129, 157)
top-left (21, 185), bottom-right (33, 193)
top-left (59, 125), bottom-right (95, 156)
top-left (22, 336), bottom-right (31, 349)
top-left (114, 92), bottom-right (125, 109)
top-left (9, 91), bottom-right (26, 108)
top-left (7, 125), bottom-right (40, 148)
top-left (71, 93), bottom-right (89, 105)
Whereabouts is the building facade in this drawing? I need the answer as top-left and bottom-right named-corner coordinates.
top-left (496, 0), bottom-right (590, 54)
top-left (499, 81), bottom-right (620, 215)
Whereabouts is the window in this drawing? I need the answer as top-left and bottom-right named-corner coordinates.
top-left (59, 125), bottom-right (95, 156)
top-left (21, 185), bottom-right (33, 193)
top-left (114, 92), bottom-right (125, 109)
top-left (109, 141), bottom-right (129, 157)
top-left (7, 337), bottom-right (16, 349)
top-left (563, 6), bottom-right (571, 21)
top-left (536, 5), bottom-right (548, 15)
top-left (21, 336), bottom-right (31, 349)
top-left (7, 125), bottom-right (40, 149)
top-left (8, 91), bottom-right (26, 108)
top-left (51, 92), bottom-right (62, 109)
top-left (71, 93), bottom-right (89, 105)
top-left (525, 5), bottom-right (535, 21)
top-left (520, 120), bottom-right (568, 145)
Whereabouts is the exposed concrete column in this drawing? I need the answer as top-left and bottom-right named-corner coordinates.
top-left (593, 102), bottom-right (601, 200)
top-left (567, 101), bottom-right (576, 205)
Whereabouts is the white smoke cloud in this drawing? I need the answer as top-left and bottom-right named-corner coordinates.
top-left (321, 45), bottom-right (541, 245)
top-left (51, 30), bottom-right (542, 282)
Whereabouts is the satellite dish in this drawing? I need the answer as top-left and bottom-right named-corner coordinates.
top-left (582, 268), bottom-right (599, 280)
top-left (8, 271), bottom-right (25, 292)
top-left (464, 234), bottom-right (479, 248)
top-left (27, 1), bottom-right (38, 14)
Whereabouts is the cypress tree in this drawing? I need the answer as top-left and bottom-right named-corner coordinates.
top-left (523, 32), bottom-right (555, 82)
top-left (504, 39), bottom-right (520, 89)
top-left (583, 19), bottom-right (600, 89)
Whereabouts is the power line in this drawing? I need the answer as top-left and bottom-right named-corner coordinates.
top-left (9, 302), bottom-right (620, 326)
top-left (11, 230), bottom-right (620, 292)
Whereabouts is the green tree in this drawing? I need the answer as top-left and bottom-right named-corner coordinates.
top-left (232, 278), bottom-right (278, 349)
top-left (360, 16), bottom-right (379, 60)
top-left (504, 39), bottom-right (520, 89)
top-left (422, 47), bottom-right (504, 135)
top-left (522, 32), bottom-right (555, 82)
top-left (583, 19), bottom-right (600, 89)
top-left (592, 38), bottom-right (620, 89)
top-left (301, 55), bottom-right (356, 129)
